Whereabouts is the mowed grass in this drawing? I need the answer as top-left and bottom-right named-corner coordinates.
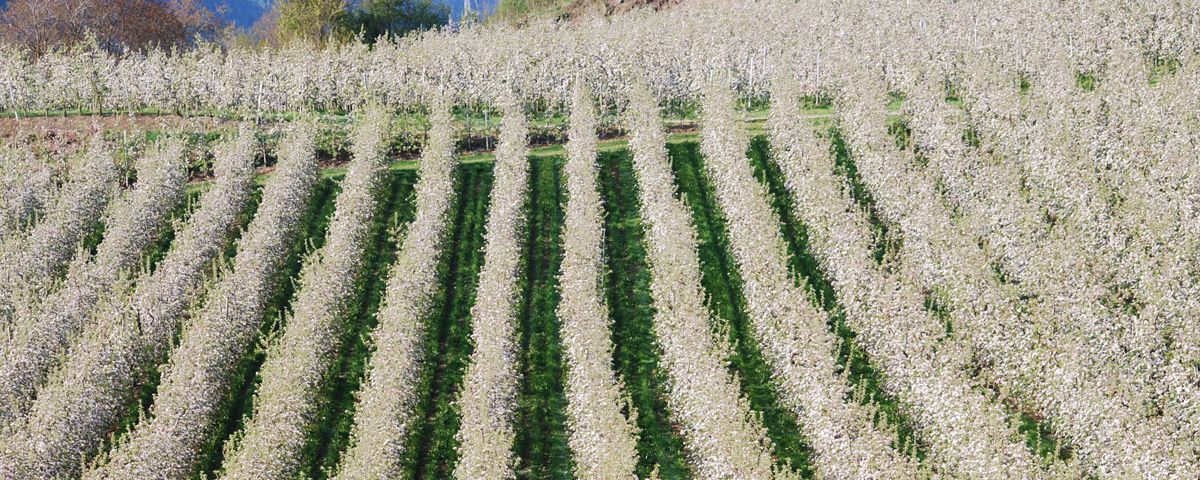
top-left (196, 177), bottom-right (342, 478)
top-left (403, 162), bottom-right (493, 479)
top-left (513, 156), bottom-right (574, 479)
top-left (305, 168), bottom-right (420, 478)
top-left (598, 149), bottom-right (692, 479)
top-left (669, 141), bottom-right (815, 477)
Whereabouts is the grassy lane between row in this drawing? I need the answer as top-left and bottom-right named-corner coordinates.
top-left (598, 150), bottom-right (691, 479)
top-left (405, 162), bottom-right (493, 479)
top-left (745, 136), bottom-right (928, 462)
top-left (826, 129), bottom-right (896, 266)
top-left (139, 189), bottom-right (197, 273)
top-left (667, 142), bottom-right (814, 477)
top-left (305, 169), bottom-right (420, 478)
top-left (194, 177), bottom-right (341, 478)
top-left (513, 156), bottom-right (574, 479)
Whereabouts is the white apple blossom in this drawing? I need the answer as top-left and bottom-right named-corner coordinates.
top-left (218, 106), bottom-right (392, 480)
top-left (0, 147), bottom-right (57, 241)
top-left (770, 71), bottom-right (1050, 480)
top-left (452, 94), bottom-right (529, 480)
top-left (0, 140), bottom-right (187, 429)
top-left (627, 82), bottom-right (785, 480)
top-left (557, 84), bottom-right (640, 480)
top-left (84, 120), bottom-right (319, 480)
top-left (0, 137), bottom-right (117, 338)
top-left (0, 131), bottom-right (256, 480)
top-left (700, 76), bottom-right (923, 480)
top-left (335, 97), bottom-right (457, 480)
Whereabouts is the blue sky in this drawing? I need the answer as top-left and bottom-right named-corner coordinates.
top-left (203, 0), bottom-right (498, 28)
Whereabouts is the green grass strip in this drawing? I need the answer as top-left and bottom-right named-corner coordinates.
top-left (826, 128), bottom-right (896, 265)
top-left (404, 162), bottom-right (493, 479)
top-left (513, 156), bottom-right (574, 479)
top-left (597, 150), bottom-right (691, 479)
top-left (667, 142), bottom-right (814, 477)
top-left (140, 189), bottom-right (200, 274)
top-left (194, 177), bottom-right (341, 478)
top-left (305, 169), bottom-right (420, 478)
top-left (745, 136), bottom-right (928, 462)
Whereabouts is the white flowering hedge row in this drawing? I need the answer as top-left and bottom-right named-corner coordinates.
top-left (1088, 56), bottom-right (1200, 445)
top-left (1014, 54), bottom-right (1200, 452)
top-left (0, 139), bottom-right (117, 333)
top-left (626, 83), bottom-right (785, 479)
top-left (895, 69), bottom-right (1197, 479)
top-left (700, 77), bottom-right (922, 480)
top-left (1, 0), bottom-right (1195, 113)
top-left (769, 76), bottom-right (1052, 480)
top-left (335, 99), bottom-right (456, 480)
top-left (3, 0), bottom-right (1200, 476)
top-left (0, 141), bottom-right (186, 430)
top-left (0, 148), bottom-right (56, 241)
top-left (942, 53), bottom-right (1200, 459)
top-left (0, 133), bottom-right (256, 480)
top-left (451, 96), bottom-right (529, 480)
top-left (218, 107), bottom-right (392, 479)
top-left (557, 86), bottom-right (640, 480)
top-left (84, 121), bottom-right (318, 480)
top-left (0, 2), bottom-right (777, 112)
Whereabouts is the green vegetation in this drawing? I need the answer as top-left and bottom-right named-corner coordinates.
top-left (196, 178), bottom-right (341, 478)
top-left (597, 150), bottom-right (692, 479)
top-left (305, 169), bottom-right (420, 478)
top-left (492, 0), bottom-right (573, 23)
top-left (827, 128), bottom-right (897, 266)
top-left (513, 157), bottom-right (574, 479)
top-left (668, 142), bottom-right (815, 477)
top-left (141, 190), bottom-right (204, 273)
top-left (337, 0), bottom-right (450, 44)
top-left (402, 162), bottom-right (493, 479)
top-left (100, 135), bottom-right (1078, 477)
top-left (98, 189), bottom-right (218, 465)
top-left (745, 136), bottom-right (928, 462)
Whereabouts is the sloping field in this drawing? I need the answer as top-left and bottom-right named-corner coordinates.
top-left (2, 1), bottom-right (1200, 479)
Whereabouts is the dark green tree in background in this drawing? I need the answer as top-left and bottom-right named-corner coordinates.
top-left (338, 0), bottom-right (449, 43)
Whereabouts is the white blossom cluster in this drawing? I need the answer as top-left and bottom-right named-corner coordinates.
top-left (0, 141), bottom-right (187, 430)
top-left (0, 132), bottom-right (256, 480)
top-left (557, 86), bottom-right (640, 480)
top-left (1009, 53), bottom-right (1200, 453)
top-left (936, 49), bottom-right (1200, 462)
top-left (626, 82), bottom-right (784, 480)
top-left (769, 76), bottom-right (1051, 480)
top-left (451, 95), bottom-right (529, 480)
top-left (0, 147), bottom-right (57, 241)
top-left (219, 107), bottom-right (392, 480)
top-left (10, 0), bottom-right (1188, 112)
top-left (83, 121), bottom-right (318, 480)
top-left (896, 68), bottom-right (1198, 478)
top-left (1089, 56), bottom-right (1200, 445)
top-left (700, 77), bottom-right (922, 480)
top-left (335, 98), bottom-right (456, 480)
top-left (0, 138), bottom-right (117, 333)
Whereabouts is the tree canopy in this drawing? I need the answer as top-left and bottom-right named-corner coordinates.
top-left (276, 0), bottom-right (347, 44)
top-left (339, 0), bottom-right (450, 43)
top-left (0, 0), bottom-right (223, 56)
